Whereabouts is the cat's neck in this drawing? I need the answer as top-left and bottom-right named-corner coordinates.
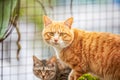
top-left (53, 47), bottom-right (63, 59)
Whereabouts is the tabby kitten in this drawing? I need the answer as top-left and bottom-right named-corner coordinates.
top-left (42, 16), bottom-right (120, 80)
top-left (33, 55), bottom-right (71, 80)
top-left (33, 56), bottom-right (57, 80)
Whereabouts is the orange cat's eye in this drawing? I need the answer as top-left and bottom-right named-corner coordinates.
top-left (48, 32), bottom-right (54, 36)
top-left (60, 33), bottom-right (66, 36)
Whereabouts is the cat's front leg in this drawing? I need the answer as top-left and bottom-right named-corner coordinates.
top-left (68, 70), bottom-right (74, 80)
top-left (68, 70), bottom-right (82, 80)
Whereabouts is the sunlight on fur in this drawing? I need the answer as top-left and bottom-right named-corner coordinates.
top-left (42, 15), bottom-right (120, 80)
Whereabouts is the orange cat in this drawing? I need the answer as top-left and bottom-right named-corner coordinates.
top-left (42, 15), bottom-right (120, 80)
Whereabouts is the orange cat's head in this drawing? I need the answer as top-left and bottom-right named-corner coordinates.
top-left (42, 16), bottom-right (74, 48)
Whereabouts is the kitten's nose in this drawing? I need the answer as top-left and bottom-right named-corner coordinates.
top-left (42, 75), bottom-right (45, 79)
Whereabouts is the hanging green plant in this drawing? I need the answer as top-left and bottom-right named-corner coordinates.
top-left (0, 0), bottom-right (18, 41)
top-left (0, 0), bottom-right (21, 60)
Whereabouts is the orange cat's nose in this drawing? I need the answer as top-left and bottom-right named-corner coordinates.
top-left (54, 39), bottom-right (58, 42)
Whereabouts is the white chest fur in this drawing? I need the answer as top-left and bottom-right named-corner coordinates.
top-left (53, 47), bottom-right (62, 59)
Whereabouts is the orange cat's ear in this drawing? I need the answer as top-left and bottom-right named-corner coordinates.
top-left (64, 17), bottom-right (73, 29)
top-left (43, 15), bottom-right (52, 27)
top-left (49, 56), bottom-right (57, 63)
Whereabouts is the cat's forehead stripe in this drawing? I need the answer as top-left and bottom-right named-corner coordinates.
top-left (41, 60), bottom-right (47, 66)
top-left (50, 23), bottom-right (65, 33)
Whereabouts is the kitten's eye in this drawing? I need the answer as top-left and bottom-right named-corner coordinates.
top-left (48, 32), bottom-right (54, 36)
top-left (48, 64), bottom-right (54, 67)
top-left (35, 64), bottom-right (40, 67)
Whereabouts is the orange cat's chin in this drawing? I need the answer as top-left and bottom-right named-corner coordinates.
top-left (47, 40), bottom-right (72, 48)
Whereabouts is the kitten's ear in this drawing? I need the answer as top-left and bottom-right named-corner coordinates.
top-left (43, 15), bottom-right (52, 27)
top-left (33, 55), bottom-right (39, 63)
top-left (64, 17), bottom-right (73, 29)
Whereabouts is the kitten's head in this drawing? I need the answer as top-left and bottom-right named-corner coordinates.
top-left (42, 16), bottom-right (74, 48)
top-left (33, 56), bottom-right (57, 80)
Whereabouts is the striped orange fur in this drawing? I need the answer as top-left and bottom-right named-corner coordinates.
top-left (42, 16), bottom-right (120, 80)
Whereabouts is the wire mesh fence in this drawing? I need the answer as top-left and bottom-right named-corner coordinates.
top-left (0, 0), bottom-right (120, 80)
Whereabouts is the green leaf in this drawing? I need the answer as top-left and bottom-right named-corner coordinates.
top-left (0, 0), bottom-right (17, 39)
top-left (77, 73), bottom-right (100, 80)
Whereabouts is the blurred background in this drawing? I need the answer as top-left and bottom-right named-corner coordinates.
top-left (0, 0), bottom-right (120, 80)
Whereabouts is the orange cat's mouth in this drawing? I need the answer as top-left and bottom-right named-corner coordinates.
top-left (54, 42), bottom-right (59, 45)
